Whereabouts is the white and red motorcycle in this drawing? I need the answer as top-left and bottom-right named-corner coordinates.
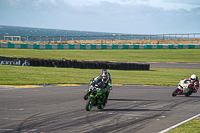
top-left (172, 79), bottom-right (194, 97)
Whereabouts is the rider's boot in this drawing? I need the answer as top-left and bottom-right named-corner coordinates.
top-left (102, 94), bottom-right (107, 106)
top-left (178, 90), bottom-right (182, 94)
top-left (193, 89), bottom-right (197, 93)
top-left (104, 91), bottom-right (110, 105)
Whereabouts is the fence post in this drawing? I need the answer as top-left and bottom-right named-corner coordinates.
top-left (175, 34), bottom-right (176, 39)
top-left (119, 35), bottom-right (121, 40)
top-left (66, 36), bottom-right (68, 41)
top-left (169, 34), bottom-right (170, 39)
top-left (163, 34), bottom-right (164, 39)
top-left (27, 36), bottom-right (29, 42)
top-left (108, 35), bottom-right (109, 40)
top-left (72, 36), bottom-right (74, 41)
top-left (34, 36), bottom-right (35, 42)
top-left (132, 35), bottom-right (133, 40)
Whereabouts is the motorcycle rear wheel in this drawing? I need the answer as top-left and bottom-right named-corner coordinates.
top-left (97, 104), bottom-right (105, 109)
top-left (185, 91), bottom-right (192, 97)
top-left (97, 98), bottom-right (107, 110)
top-left (86, 97), bottom-right (93, 111)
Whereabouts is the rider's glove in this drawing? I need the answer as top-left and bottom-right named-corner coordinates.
top-left (188, 84), bottom-right (193, 89)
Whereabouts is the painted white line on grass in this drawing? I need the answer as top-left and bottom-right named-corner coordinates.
top-left (158, 113), bottom-right (200, 133)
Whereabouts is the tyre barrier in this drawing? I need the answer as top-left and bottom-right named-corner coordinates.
top-left (0, 56), bottom-right (150, 70)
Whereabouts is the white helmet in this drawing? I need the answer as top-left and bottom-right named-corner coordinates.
top-left (190, 74), bottom-right (196, 83)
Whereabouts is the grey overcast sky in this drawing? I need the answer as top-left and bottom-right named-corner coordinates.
top-left (0, 0), bottom-right (200, 34)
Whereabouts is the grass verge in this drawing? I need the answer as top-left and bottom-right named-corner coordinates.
top-left (168, 117), bottom-right (200, 133)
top-left (0, 49), bottom-right (200, 63)
top-left (0, 65), bottom-right (199, 86)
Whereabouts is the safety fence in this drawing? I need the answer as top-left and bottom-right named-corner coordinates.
top-left (3, 33), bottom-right (200, 42)
top-left (0, 56), bottom-right (150, 70)
top-left (0, 42), bottom-right (200, 49)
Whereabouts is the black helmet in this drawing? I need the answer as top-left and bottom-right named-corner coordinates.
top-left (101, 69), bottom-right (107, 73)
top-left (101, 70), bottom-right (108, 83)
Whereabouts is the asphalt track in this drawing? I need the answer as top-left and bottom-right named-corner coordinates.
top-left (0, 63), bottom-right (199, 133)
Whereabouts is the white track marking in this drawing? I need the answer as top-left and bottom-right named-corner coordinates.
top-left (158, 113), bottom-right (200, 133)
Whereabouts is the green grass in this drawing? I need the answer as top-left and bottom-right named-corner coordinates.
top-left (168, 118), bottom-right (200, 133)
top-left (0, 48), bottom-right (200, 85)
top-left (0, 49), bottom-right (200, 63)
top-left (1, 48), bottom-right (199, 85)
top-left (0, 65), bottom-right (199, 85)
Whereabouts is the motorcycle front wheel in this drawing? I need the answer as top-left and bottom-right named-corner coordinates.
top-left (172, 89), bottom-right (179, 97)
top-left (85, 97), bottom-right (93, 111)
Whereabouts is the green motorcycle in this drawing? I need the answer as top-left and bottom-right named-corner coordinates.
top-left (85, 79), bottom-right (108, 111)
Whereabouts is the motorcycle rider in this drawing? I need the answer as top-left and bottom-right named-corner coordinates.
top-left (188, 74), bottom-right (199, 93)
top-left (84, 69), bottom-right (112, 100)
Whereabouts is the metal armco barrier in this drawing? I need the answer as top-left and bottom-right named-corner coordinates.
top-left (0, 42), bottom-right (200, 49)
top-left (0, 56), bottom-right (150, 70)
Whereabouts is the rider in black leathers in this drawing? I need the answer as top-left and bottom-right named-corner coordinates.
top-left (84, 69), bottom-right (112, 100)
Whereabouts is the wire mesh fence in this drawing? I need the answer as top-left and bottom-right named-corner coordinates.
top-left (4, 33), bottom-right (200, 43)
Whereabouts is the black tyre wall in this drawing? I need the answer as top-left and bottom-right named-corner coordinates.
top-left (0, 56), bottom-right (150, 70)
